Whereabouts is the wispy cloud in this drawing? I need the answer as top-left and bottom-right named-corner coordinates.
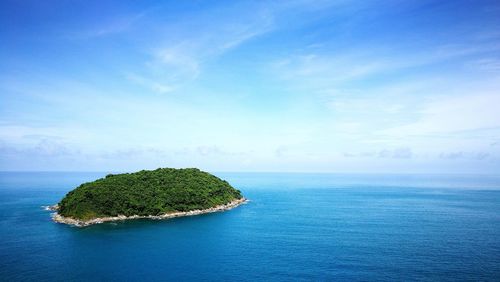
top-left (466, 58), bottom-right (500, 72)
top-left (131, 4), bottom-right (275, 92)
top-left (382, 92), bottom-right (500, 135)
top-left (69, 12), bottom-right (146, 39)
top-left (343, 147), bottom-right (413, 159)
top-left (124, 73), bottom-right (174, 94)
top-left (271, 43), bottom-right (500, 86)
top-left (439, 151), bottom-right (490, 160)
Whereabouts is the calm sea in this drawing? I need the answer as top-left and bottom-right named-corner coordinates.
top-left (0, 172), bottom-right (499, 281)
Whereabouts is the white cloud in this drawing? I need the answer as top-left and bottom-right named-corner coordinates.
top-left (439, 151), bottom-right (490, 160)
top-left (466, 58), bottom-right (500, 72)
top-left (69, 12), bottom-right (146, 39)
top-left (124, 73), bottom-right (175, 94)
top-left (271, 42), bottom-right (500, 86)
top-left (383, 92), bottom-right (500, 135)
top-left (129, 5), bottom-right (275, 93)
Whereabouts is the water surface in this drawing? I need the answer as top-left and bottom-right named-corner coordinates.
top-left (0, 172), bottom-right (499, 281)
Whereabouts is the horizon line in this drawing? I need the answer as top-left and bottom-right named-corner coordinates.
top-left (1, 170), bottom-right (499, 176)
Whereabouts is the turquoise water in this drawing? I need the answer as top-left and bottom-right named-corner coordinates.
top-left (0, 172), bottom-right (499, 281)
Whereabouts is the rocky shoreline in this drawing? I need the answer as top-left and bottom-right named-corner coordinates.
top-left (49, 198), bottom-right (248, 227)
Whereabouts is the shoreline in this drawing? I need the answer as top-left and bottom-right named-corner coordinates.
top-left (50, 198), bottom-right (248, 227)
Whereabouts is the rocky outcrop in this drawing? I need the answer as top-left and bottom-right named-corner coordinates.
top-left (51, 198), bottom-right (248, 227)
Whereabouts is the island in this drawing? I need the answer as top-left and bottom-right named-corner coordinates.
top-left (50, 168), bottom-right (247, 227)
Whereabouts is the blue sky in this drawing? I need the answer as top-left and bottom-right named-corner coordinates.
top-left (1, 0), bottom-right (500, 173)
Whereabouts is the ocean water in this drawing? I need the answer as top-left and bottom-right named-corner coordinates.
top-left (0, 172), bottom-right (499, 281)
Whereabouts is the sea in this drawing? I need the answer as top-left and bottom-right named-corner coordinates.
top-left (0, 172), bottom-right (499, 281)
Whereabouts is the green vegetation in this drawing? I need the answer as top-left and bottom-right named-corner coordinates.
top-left (58, 168), bottom-right (243, 220)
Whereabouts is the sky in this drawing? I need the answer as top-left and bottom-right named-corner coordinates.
top-left (1, 0), bottom-right (500, 173)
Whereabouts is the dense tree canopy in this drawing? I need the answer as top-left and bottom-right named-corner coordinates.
top-left (58, 168), bottom-right (243, 220)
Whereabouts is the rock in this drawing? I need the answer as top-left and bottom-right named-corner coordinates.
top-left (51, 198), bottom-right (248, 227)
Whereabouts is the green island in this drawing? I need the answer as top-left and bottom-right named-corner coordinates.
top-left (51, 168), bottom-right (246, 226)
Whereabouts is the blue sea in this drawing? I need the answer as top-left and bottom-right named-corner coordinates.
top-left (0, 172), bottom-right (499, 281)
